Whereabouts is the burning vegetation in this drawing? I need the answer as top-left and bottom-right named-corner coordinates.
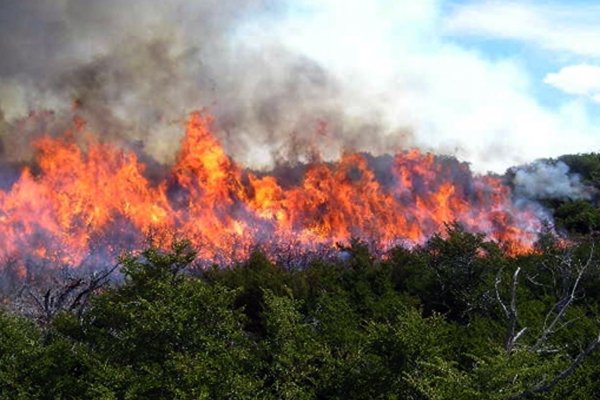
top-left (0, 110), bottom-right (546, 274)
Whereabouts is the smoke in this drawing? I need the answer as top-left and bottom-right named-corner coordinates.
top-left (0, 0), bottom-right (413, 170)
top-left (511, 160), bottom-right (593, 201)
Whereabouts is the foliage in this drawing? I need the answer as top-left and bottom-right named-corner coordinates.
top-left (543, 153), bottom-right (600, 235)
top-left (559, 153), bottom-right (600, 188)
top-left (554, 200), bottom-right (600, 234)
top-left (2, 230), bottom-right (600, 399)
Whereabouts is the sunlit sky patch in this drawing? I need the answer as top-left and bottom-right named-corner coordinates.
top-left (238, 0), bottom-right (600, 173)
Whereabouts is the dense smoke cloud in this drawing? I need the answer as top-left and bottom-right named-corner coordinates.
top-left (0, 0), bottom-right (413, 169)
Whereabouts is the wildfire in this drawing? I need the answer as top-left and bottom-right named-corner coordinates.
top-left (0, 111), bottom-right (543, 268)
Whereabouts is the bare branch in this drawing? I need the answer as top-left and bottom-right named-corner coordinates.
top-left (505, 267), bottom-right (522, 352)
top-left (533, 244), bottom-right (594, 352)
top-left (510, 333), bottom-right (600, 400)
top-left (15, 262), bottom-right (120, 325)
top-left (495, 268), bottom-right (509, 319)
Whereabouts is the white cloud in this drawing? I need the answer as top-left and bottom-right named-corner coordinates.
top-left (544, 64), bottom-right (600, 102)
top-left (257, 0), bottom-right (600, 173)
top-left (443, 1), bottom-right (600, 58)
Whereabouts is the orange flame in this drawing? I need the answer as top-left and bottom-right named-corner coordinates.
top-left (0, 111), bottom-right (543, 268)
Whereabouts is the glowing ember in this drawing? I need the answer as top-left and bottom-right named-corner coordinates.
top-left (0, 111), bottom-right (543, 268)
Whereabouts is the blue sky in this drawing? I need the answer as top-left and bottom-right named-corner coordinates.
top-left (442, 1), bottom-right (600, 105)
top-left (238, 0), bottom-right (600, 172)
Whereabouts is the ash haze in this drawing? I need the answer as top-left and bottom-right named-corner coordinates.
top-left (0, 0), bottom-right (598, 173)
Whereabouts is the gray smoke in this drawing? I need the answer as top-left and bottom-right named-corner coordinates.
top-left (0, 0), bottom-right (413, 169)
top-left (511, 160), bottom-right (593, 201)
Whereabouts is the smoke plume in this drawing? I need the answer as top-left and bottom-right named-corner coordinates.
top-left (511, 160), bottom-right (593, 201)
top-left (0, 0), bottom-right (413, 170)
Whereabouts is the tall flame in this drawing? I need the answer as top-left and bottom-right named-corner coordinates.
top-left (0, 111), bottom-right (543, 270)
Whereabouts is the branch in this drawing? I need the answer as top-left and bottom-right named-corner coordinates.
top-left (69, 263), bottom-right (120, 318)
top-left (506, 267), bottom-right (522, 352)
top-left (16, 262), bottom-right (120, 325)
top-left (510, 333), bottom-right (600, 400)
top-left (495, 268), bottom-right (509, 319)
top-left (532, 244), bottom-right (594, 352)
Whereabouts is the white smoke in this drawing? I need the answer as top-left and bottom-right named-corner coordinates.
top-left (512, 161), bottom-right (593, 201)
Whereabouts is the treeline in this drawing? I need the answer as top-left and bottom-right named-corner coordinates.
top-left (1, 225), bottom-right (600, 399)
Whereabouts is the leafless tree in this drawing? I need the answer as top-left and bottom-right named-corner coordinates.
top-left (13, 262), bottom-right (120, 326)
top-left (495, 243), bottom-right (600, 399)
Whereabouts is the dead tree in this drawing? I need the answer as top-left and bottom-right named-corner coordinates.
top-left (495, 243), bottom-right (599, 399)
top-left (510, 334), bottom-right (600, 400)
top-left (14, 263), bottom-right (120, 326)
top-left (496, 267), bottom-right (527, 353)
